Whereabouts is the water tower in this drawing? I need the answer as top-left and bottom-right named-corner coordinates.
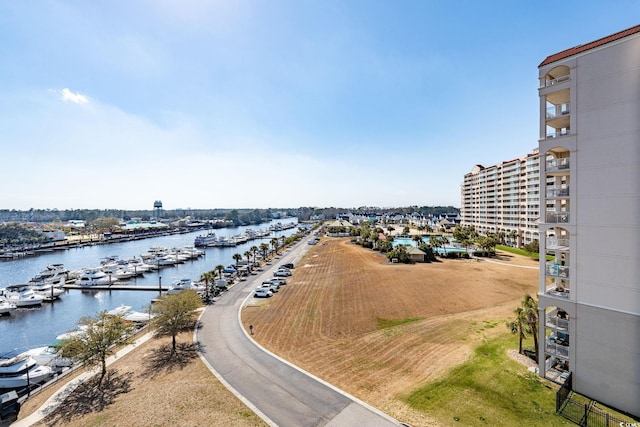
top-left (153, 200), bottom-right (163, 219)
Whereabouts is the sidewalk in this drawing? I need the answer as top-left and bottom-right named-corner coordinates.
top-left (11, 333), bottom-right (154, 427)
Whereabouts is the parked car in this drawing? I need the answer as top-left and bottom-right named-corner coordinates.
top-left (273, 269), bottom-right (291, 277)
top-left (280, 263), bottom-right (294, 270)
top-left (269, 277), bottom-right (287, 286)
top-left (261, 281), bottom-right (279, 292)
top-left (254, 287), bottom-right (273, 298)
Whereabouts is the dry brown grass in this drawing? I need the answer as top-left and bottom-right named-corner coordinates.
top-left (18, 332), bottom-right (266, 427)
top-left (17, 237), bottom-right (538, 427)
top-left (242, 238), bottom-right (538, 426)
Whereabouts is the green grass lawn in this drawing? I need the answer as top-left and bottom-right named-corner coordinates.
top-left (402, 332), bottom-right (573, 426)
top-left (496, 245), bottom-right (541, 260)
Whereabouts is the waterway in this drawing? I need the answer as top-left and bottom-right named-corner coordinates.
top-left (0, 219), bottom-right (299, 356)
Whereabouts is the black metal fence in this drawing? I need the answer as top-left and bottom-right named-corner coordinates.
top-left (559, 398), bottom-right (628, 427)
top-left (556, 374), bottom-right (632, 427)
top-left (556, 371), bottom-right (572, 412)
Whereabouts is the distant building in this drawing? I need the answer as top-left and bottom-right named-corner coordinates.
top-left (460, 150), bottom-right (540, 246)
top-left (536, 24), bottom-right (640, 417)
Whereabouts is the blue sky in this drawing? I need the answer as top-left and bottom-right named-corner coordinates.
top-left (1, 1), bottom-right (638, 210)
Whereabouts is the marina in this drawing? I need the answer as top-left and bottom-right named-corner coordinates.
top-left (0, 219), bottom-right (299, 359)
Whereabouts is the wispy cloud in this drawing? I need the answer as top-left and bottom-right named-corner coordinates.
top-left (60, 88), bottom-right (89, 104)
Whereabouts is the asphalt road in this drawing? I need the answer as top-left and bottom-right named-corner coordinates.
top-left (196, 235), bottom-right (403, 427)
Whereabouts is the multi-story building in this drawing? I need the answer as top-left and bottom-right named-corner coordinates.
top-left (461, 151), bottom-right (540, 246)
top-left (537, 24), bottom-right (640, 417)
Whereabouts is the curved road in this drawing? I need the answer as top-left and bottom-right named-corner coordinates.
top-left (196, 236), bottom-right (403, 427)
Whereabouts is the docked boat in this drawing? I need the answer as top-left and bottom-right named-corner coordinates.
top-left (0, 297), bottom-right (17, 316)
top-left (167, 278), bottom-right (205, 294)
top-left (124, 310), bottom-right (155, 323)
top-left (106, 304), bottom-right (132, 317)
top-left (194, 232), bottom-right (217, 247)
top-left (28, 263), bottom-right (68, 286)
top-left (0, 285), bottom-right (44, 307)
top-left (28, 282), bottom-right (65, 302)
top-left (0, 354), bottom-right (54, 389)
top-left (23, 346), bottom-right (73, 368)
top-left (75, 268), bottom-right (118, 287)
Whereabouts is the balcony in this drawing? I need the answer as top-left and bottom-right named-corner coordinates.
top-left (542, 74), bottom-right (570, 87)
top-left (547, 237), bottom-right (569, 250)
top-left (546, 316), bottom-right (569, 331)
top-left (546, 185), bottom-right (570, 198)
top-left (546, 129), bottom-right (571, 139)
top-left (546, 340), bottom-right (569, 358)
top-left (546, 262), bottom-right (569, 278)
top-left (546, 283), bottom-right (570, 299)
top-left (546, 103), bottom-right (570, 120)
top-left (546, 158), bottom-right (570, 172)
top-left (546, 211), bottom-right (570, 223)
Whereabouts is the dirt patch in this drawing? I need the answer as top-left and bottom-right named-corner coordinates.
top-left (242, 238), bottom-right (538, 425)
top-left (18, 332), bottom-right (266, 427)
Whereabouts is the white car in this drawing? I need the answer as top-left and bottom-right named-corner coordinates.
top-left (253, 288), bottom-right (273, 298)
top-left (261, 282), bottom-right (279, 292)
top-left (273, 269), bottom-right (291, 277)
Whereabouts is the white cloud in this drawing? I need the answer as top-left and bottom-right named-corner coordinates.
top-left (60, 88), bottom-right (89, 104)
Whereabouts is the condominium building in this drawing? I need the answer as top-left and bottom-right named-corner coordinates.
top-left (537, 25), bottom-right (640, 417)
top-left (461, 151), bottom-right (540, 246)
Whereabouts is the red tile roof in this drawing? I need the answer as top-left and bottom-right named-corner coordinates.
top-left (539, 24), bottom-right (640, 67)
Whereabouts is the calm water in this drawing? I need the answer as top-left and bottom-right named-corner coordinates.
top-left (0, 220), bottom-right (298, 355)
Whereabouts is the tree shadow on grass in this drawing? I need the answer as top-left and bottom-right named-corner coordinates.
top-left (42, 369), bottom-right (132, 426)
top-left (141, 341), bottom-right (199, 379)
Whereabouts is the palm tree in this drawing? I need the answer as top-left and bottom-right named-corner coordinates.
top-left (232, 253), bottom-right (242, 268)
top-left (199, 271), bottom-right (215, 298)
top-left (522, 294), bottom-right (539, 362)
top-left (260, 243), bottom-right (269, 261)
top-left (412, 234), bottom-right (423, 247)
top-left (250, 245), bottom-right (258, 264)
top-left (507, 306), bottom-right (530, 355)
top-left (244, 251), bottom-right (252, 272)
top-left (215, 264), bottom-right (224, 280)
top-left (270, 238), bottom-right (279, 256)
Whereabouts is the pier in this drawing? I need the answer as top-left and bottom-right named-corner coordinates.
top-left (63, 284), bottom-right (170, 292)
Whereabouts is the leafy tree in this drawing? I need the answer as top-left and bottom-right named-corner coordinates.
top-left (151, 290), bottom-right (203, 355)
top-left (523, 240), bottom-right (539, 255)
top-left (57, 311), bottom-right (135, 386)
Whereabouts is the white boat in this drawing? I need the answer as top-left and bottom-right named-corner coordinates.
top-left (23, 346), bottom-right (73, 368)
top-left (194, 232), bottom-right (217, 247)
top-left (123, 310), bottom-right (155, 323)
top-left (100, 264), bottom-right (139, 280)
top-left (0, 297), bottom-right (17, 315)
top-left (28, 263), bottom-right (68, 286)
top-left (125, 257), bottom-right (155, 273)
top-left (106, 304), bottom-right (132, 317)
top-left (0, 354), bottom-right (53, 389)
top-left (167, 278), bottom-right (205, 294)
top-left (29, 282), bottom-right (65, 301)
top-left (75, 268), bottom-right (118, 287)
top-left (0, 285), bottom-right (44, 307)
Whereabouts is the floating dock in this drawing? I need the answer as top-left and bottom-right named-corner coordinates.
top-left (63, 284), bottom-right (170, 291)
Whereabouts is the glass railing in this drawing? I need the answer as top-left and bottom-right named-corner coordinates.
top-left (546, 341), bottom-right (570, 358)
top-left (546, 186), bottom-right (570, 198)
top-left (546, 211), bottom-right (570, 223)
top-left (546, 103), bottom-right (571, 119)
top-left (545, 130), bottom-right (570, 139)
top-left (546, 158), bottom-right (570, 171)
top-left (546, 262), bottom-right (569, 278)
top-left (547, 237), bottom-right (569, 249)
